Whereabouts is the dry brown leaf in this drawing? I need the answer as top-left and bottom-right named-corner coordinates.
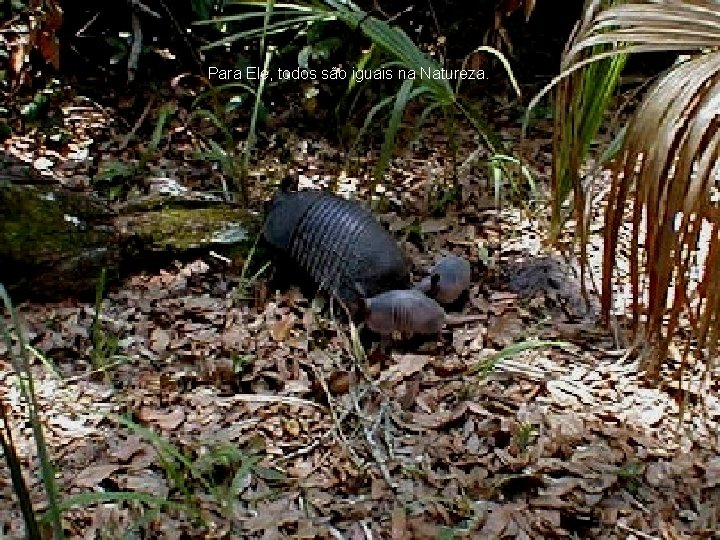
top-left (122, 473), bottom-right (170, 497)
top-left (11, 35), bottom-right (30, 75)
top-left (645, 461), bottom-right (672, 487)
top-left (271, 314), bottom-right (296, 341)
top-left (73, 464), bottom-right (119, 489)
top-left (391, 506), bottom-right (407, 540)
top-left (486, 312), bottom-right (525, 347)
top-left (704, 457), bottom-right (720, 488)
top-left (282, 418), bottom-right (301, 437)
top-left (477, 503), bottom-right (511, 539)
top-left (411, 402), bottom-right (468, 429)
top-left (380, 354), bottom-right (428, 383)
top-left (398, 378), bottom-right (421, 410)
top-left (546, 380), bottom-right (596, 406)
top-left (539, 477), bottom-right (581, 498)
top-left (109, 435), bottom-right (146, 462)
top-left (287, 461), bottom-right (315, 479)
top-left (328, 370), bottom-right (352, 394)
top-left (546, 414), bottom-right (584, 440)
top-left (37, 30), bottom-right (60, 70)
top-left (49, 415), bottom-right (93, 436)
top-left (466, 401), bottom-right (492, 417)
top-left (139, 407), bottom-right (185, 430)
top-left (420, 218), bottom-right (449, 234)
top-left (407, 517), bottom-right (441, 539)
top-left (150, 327), bottom-right (171, 352)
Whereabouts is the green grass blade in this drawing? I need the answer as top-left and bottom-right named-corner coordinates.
top-left (55, 491), bottom-right (189, 514)
top-left (374, 79), bottom-right (428, 182)
top-left (0, 404), bottom-right (41, 539)
top-left (0, 284), bottom-right (64, 539)
top-left (469, 340), bottom-right (569, 376)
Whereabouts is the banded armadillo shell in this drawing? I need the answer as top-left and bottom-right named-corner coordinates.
top-left (364, 289), bottom-right (445, 336)
top-left (418, 254), bottom-right (472, 304)
top-left (263, 190), bottom-right (410, 309)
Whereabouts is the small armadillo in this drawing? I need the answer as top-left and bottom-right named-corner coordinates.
top-left (417, 254), bottom-right (472, 304)
top-left (363, 289), bottom-right (446, 337)
top-left (263, 186), bottom-right (410, 312)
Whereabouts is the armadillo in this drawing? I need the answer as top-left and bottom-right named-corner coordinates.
top-left (417, 254), bottom-right (472, 304)
top-left (263, 187), bottom-right (410, 312)
top-left (362, 289), bottom-right (446, 336)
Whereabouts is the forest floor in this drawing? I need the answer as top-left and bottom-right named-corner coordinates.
top-left (1, 80), bottom-right (719, 539)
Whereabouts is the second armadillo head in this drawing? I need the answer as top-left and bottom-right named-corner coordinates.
top-left (418, 254), bottom-right (472, 304)
top-left (363, 289), bottom-right (445, 337)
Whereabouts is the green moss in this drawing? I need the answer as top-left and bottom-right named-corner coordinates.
top-left (0, 187), bottom-right (112, 260)
top-left (128, 207), bottom-right (260, 252)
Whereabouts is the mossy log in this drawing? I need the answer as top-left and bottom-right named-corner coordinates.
top-left (0, 183), bottom-right (262, 301)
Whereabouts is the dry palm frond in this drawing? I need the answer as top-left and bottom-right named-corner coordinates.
top-left (605, 51), bottom-right (720, 375)
top-left (563, 0), bottom-right (720, 376)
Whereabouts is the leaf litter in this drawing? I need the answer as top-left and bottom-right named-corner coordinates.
top-left (1, 93), bottom-right (719, 540)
